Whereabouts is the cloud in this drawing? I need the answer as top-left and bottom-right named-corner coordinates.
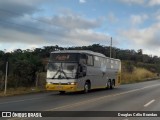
top-left (119, 0), bottom-right (145, 5)
top-left (0, 28), bottom-right (46, 44)
top-left (43, 14), bottom-right (103, 30)
top-left (0, 0), bottom-right (46, 35)
top-left (120, 0), bottom-right (160, 6)
top-left (45, 29), bottom-right (110, 46)
top-left (148, 0), bottom-right (160, 6)
top-left (156, 15), bottom-right (160, 21)
top-left (119, 22), bottom-right (160, 55)
top-left (0, 11), bottom-right (105, 44)
top-left (130, 14), bottom-right (148, 26)
top-left (48, 14), bottom-right (109, 45)
top-left (107, 13), bottom-right (118, 23)
top-left (154, 9), bottom-right (160, 21)
top-left (79, 0), bottom-right (86, 3)
top-left (0, 0), bottom-right (110, 50)
top-left (0, 0), bottom-right (42, 20)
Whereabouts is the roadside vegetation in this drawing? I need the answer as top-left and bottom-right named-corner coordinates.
top-left (121, 61), bottom-right (159, 84)
top-left (121, 67), bottom-right (156, 84)
top-left (0, 44), bottom-right (160, 96)
top-left (0, 87), bottom-right (45, 97)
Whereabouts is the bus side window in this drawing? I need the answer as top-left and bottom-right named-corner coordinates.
top-left (80, 54), bottom-right (87, 64)
top-left (94, 56), bottom-right (99, 67)
top-left (87, 55), bottom-right (93, 66)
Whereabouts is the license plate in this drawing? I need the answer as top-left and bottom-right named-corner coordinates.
top-left (56, 86), bottom-right (63, 89)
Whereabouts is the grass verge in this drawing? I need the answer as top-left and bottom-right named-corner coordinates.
top-left (121, 67), bottom-right (157, 84)
top-left (0, 87), bottom-right (45, 97)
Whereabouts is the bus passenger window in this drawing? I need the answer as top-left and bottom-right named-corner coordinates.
top-left (80, 54), bottom-right (87, 64)
top-left (87, 55), bottom-right (93, 66)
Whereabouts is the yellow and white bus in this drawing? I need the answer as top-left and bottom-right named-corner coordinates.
top-left (46, 50), bottom-right (121, 94)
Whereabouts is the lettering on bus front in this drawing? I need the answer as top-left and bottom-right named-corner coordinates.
top-left (50, 53), bottom-right (79, 62)
top-left (56, 55), bottom-right (70, 61)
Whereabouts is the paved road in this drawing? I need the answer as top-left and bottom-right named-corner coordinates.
top-left (0, 80), bottom-right (160, 120)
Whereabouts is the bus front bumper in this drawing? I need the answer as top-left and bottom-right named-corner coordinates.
top-left (46, 83), bottom-right (78, 91)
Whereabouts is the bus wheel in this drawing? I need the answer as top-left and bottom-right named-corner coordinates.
top-left (84, 83), bottom-right (89, 93)
top-left (59, 91), bottom-right (65, 94)
top-left (110, 80), bottom-right (115, 89)
top-left (107, 80), bottom-right (113, 89)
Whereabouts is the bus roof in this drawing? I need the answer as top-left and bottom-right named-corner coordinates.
top-left (51, 50), bottom-right (120, 61)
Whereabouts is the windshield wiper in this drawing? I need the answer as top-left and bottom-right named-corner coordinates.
top-left (52, 69), bottom-right (68, 79)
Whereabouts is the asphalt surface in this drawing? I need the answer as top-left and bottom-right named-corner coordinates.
top-left (0, 79), bottom-right (160, 120)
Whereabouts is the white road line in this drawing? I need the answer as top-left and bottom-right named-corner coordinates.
top-left (0, 97), bottom-right (44, 105)
top-left (47, 83), bottom-right (160, 111)
top-left (144, 99), bottom-right (155, 107)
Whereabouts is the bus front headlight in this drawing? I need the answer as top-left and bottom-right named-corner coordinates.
top-left (68, 82), bottom-right (77, 85)
top-left (47, 82), bottom-right (51, 85)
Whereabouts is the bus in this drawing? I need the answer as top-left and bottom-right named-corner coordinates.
top-left (46, 50), bottom-right (121, 94)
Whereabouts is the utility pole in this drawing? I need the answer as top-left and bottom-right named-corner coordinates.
top-left (4, 61), bottom-right (8, 95)
top-left (110, 37), bottom-right (112, 58)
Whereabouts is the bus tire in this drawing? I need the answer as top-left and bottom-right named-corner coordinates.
top-left (107, 80), bottom-right (113, 89)
top-left (59, 91), bottom-right (65, 94)
top-left (84, 82), bottom-right (89, 93)
top-left (110, 80), bottom-right (115, 89)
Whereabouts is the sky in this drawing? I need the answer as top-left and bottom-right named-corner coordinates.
top-left (0, 0), bottom-right (160, 56)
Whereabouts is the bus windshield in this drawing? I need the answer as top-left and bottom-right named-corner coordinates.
top-left (47, 62), bottom-right (78, 79)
